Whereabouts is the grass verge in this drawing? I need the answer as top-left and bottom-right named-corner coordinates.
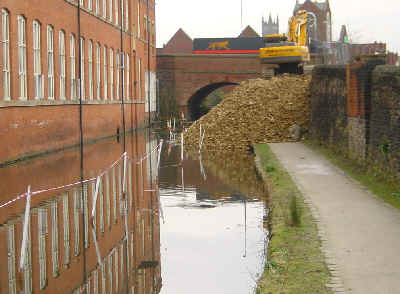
top-left (305, 140), bottom-right (400, 210)
top-left (254, 143), bottom-right (332, 294)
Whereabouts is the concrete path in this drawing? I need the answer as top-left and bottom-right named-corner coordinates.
top-left (269, 143), bottom-right (400, 294)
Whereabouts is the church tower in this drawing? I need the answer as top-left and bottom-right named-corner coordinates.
top-left (262, 14), bottom-right (279, 36)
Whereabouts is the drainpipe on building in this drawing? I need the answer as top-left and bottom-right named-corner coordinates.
top-left (77, 1), bottom-right (88, 293)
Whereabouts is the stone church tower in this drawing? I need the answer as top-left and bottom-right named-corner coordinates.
top-left (262, 14), bottom-right (279, 36)
top-left (294, 0), bottom-right (332, 43)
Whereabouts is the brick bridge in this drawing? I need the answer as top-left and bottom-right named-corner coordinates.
top-left (157, 54), bottom-right (263, 120)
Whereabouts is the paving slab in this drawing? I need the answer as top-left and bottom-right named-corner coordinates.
top-left (269, 142), bottom-right (400, 294)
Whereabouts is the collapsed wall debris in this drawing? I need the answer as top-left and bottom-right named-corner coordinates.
top-left (184, 75), bottom-right (311, 155)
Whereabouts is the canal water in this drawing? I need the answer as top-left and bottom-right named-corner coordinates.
top-left (0, 129), bottom-right (268, 294)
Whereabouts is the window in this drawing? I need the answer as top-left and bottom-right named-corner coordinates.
top-left (114, 250), bottom-right (119, 293)
top-left (99, 178), bottom-right (104, 234)
top-left (109, 0), bottom-right (113, 22)
top-left (103, 46), bottom-right (107, 100)
top-left (70, 34), bottom-right (76, 100)
top-left (7, 224), bottom-right (16, 294)
top-left (38, 207), bottom-right (47, 289)
top-left (101, 264), bottom-right (106, 294)
top-left (115, 0), bottom-right (118, 25)
top-left (96, 43), bottom-right (100, 99)
top-left (18, 16), bottom-right (27, 100)
top-left (128, 163), bottom-right (132, 208)
top-left (109, 48), bottom-right (114, 100)
top-left (33, 20), bottom-right (43, 99)
top-left (83, 184), bottom-right (89, 248)
top-left (22, 214), bottom-right (32, 294)
top-left (125, 0), bottom-right (129, 30)
top-left (93, 270), bottom-right (98, 294)
top-left (138, 58), bottom-right (141, 100)
top-left (62, 194), bottom-right (70, 266)
top-left (112, 167), bottom-right (117, 223)
top-left (126, 54), bottom-right (130, 100)
top-left (116, 51), bottom-right (119, 100)
top-left (120, 245), bottom-right (124, 288)
top-left (59, 31), bottom-right (66, 100)
top-left (96, 0), bottom-right (100, 15)
top-left (47, 26), bottom-right (54, 99)
top-left (108, 255), bottom-right (113, 294)
top-left (74, 189), bottom-right (80, 256)
top-left (105, 173), bottom-right (111, 230)
top-left (88, 40), bottom-right (93, 100)
top-left (80, 37), bottom-right (85, 100)
top-left (137, 3), bottom-right (140, 38)
top-left (102, 0), bottom-right (106, 18)
top-left (51, 202), bottom-right (59, 277)
top-left (88, 0), bottom-right (92, 10)
top-left (2, 9), bottom-right (10, 100)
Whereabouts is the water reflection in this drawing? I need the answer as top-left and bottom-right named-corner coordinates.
top-left (0, 131), bottom-right (162, 294)
top-left (158, 142), bottom-right (268, 294)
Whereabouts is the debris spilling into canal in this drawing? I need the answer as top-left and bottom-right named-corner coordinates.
top-left (184, 75), bottom-right (311, 155)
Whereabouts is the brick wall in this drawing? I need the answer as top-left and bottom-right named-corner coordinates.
top-left (157, 54), bottom-right (262, 118)
top-left (309, 60), bottom-right (400, 180)
top-left (0, 0), bottom-right (156, 164)
top-left (369, 66), bottom-right (400, 179)
top-left (309, 65), bottom-right (348, 153)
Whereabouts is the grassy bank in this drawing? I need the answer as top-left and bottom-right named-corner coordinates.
top-left (254, 144), bottom-right (332, 294)
top-left (305, 140), bottom-right (400, 210)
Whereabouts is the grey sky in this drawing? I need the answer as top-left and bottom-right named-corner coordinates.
top-left (156, 0), bottom-right (400, 53)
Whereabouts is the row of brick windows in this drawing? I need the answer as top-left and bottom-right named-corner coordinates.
top-left (72, 0), bottom-right (156, 45)
top-left (1, 9), bottom-right (141, 102)
top-left (5, 160), bottom-right (141, 294)
top-left (75, 0), bottom-right (129, 31)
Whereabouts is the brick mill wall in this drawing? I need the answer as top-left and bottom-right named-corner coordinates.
top-left (369, 66), bottom-right (400, 180)
top-left (309, 65), bottom-right (348, 154)
top-left (310, 61), bottom-right (400, 180)
top-left (0, 0), bottom-right (155, 164)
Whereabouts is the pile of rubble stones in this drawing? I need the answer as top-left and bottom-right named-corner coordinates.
top-left (183, 75), bottom-right (311, 155)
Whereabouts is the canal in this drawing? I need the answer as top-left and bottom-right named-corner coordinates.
top-left (0, 129), bottom-right (268, 294)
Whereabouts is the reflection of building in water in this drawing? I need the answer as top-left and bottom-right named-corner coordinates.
top-left (0, 133), bottom-right (161, 294)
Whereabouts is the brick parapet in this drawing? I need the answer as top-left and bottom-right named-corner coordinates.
top-left (309, 65), bottom-right (348, 153)
top-left (369, 66), bottom-right (400, 179)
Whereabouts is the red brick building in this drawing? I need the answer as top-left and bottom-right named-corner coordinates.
top-left (0, 0), bottom-right (156, 165)
top-left (294, 0), bottom-right (332, 42)
top-left (238, 25), bottom-right (260, 38)
top-left (158, 28), bottom-right (193, 54)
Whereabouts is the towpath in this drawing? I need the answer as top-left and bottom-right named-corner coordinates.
top-left (268, 142), bottom-right (400, 294)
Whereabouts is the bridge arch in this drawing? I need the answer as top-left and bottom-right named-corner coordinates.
top-left (187, 82), bottom-right (238, 121)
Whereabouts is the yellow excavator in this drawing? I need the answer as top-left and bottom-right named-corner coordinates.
top-left (259, 10), bottom-right (311, 75)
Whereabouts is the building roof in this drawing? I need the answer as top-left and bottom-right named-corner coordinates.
top-left (160, 28), bottom-right (193, 54)
top-left (238, 25), bottom-right (260, 38)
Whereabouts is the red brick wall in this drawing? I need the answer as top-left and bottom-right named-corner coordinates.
top-left (160, 29), bottom-right (193, 54)
top-left (0, 0), bottom-right (156, 164)
top-left (0, 131), bottom-right (161, 294)
top-left (157, 54), bottom-right (263, 108)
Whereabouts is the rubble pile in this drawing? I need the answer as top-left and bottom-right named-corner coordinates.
top-left (184, 75), bottom-right (311, 155)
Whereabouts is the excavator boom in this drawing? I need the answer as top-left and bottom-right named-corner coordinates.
top-left (259, 10), bottom-right (310, 75)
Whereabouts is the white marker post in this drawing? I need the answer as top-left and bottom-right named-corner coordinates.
top-left (91, 176), bottom-right (101, 217)
top-left (91, 226), bottom-right (103, 266)
top-left (20, 186), bottom-right (32, 270)
top-left (181, 133), bottom-right (184, 161)
top-left (157, 140), bottom-right (164, 171)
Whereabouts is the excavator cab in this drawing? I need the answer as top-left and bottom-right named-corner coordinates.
top-left (259, 11), bottom-right (311, 75)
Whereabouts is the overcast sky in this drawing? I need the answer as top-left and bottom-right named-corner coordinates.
top-left (155, 0), bottom-right (400, 53)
